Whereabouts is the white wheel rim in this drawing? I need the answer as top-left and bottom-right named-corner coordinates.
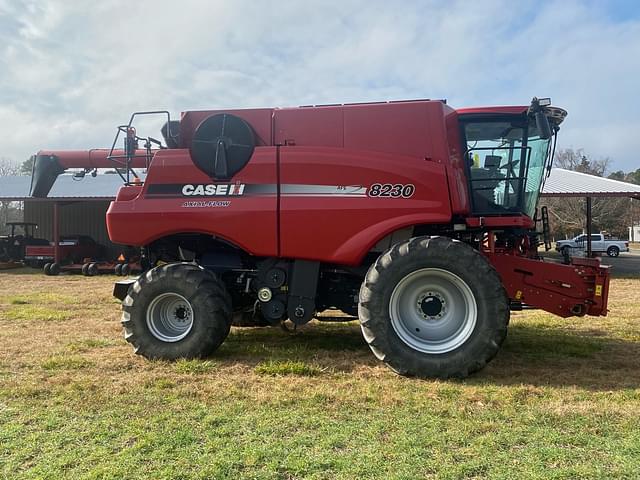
top-left (389, 268), bottom-right (477, 354)
top-left (146, 292), bottom-right (194, 342)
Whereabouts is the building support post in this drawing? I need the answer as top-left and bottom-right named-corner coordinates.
top-left (586, 196), bottom-right (592, 258)
top-left (53, 202), bottom-right (60, 264)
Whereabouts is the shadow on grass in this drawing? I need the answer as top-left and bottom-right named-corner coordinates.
top-left (216, 322), bottom-right (372, 371)
top-left (215, 320), bottom-right (639, 390)
top-left (478, 323), bottom-right (640, 391)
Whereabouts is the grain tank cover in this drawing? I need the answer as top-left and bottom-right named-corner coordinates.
top-left (190, 113), bottom-right (256, 180)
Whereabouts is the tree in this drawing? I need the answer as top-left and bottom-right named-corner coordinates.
top-left (20, 156), bottom-right (34, 175)
top-left (627, 168), bottom-right (640, 185)
top-left (553, 148), bottom-right (610, 176)
top-left (0, 157), bottom-right (19, 177)
top-left (0, 158), bottom-right (22, 234)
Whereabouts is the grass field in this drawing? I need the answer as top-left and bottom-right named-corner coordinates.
top-left (1, 270), bottom-right (639, 479)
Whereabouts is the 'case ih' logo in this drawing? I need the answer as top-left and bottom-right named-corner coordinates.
top-left (181, 184), bottom-right (246, 196)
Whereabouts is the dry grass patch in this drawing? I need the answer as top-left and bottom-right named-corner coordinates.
top-left (3, 305), bottom-right (73, 322)
top-left (3, 292), bottom-right (78, 306)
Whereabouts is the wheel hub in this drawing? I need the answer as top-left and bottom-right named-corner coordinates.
top-left (174, 306), bottom-right (188, 321)
top-left (417, 292), bottom-right (446, 320)
top-left (146, 292), bottom-right (194, 343)
top-left (389, 268), bottom-right (478, 354)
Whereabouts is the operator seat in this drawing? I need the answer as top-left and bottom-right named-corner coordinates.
top-left (470, 155), bottom-right (505, 212)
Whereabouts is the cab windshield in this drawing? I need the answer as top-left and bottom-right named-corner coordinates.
top-left (461, 116), bottom-right (552, 218)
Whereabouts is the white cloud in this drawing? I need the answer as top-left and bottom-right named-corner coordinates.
top-left (0, 0), bottom-right (638, 170)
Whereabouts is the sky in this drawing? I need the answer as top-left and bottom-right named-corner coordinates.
top-left (0, 0), bottom-right (639, 172)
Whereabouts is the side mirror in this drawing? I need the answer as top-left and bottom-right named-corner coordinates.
top-left (530, 97), bottom-right (553, 140)
top-left (535, 110), bottom-right (553, 140)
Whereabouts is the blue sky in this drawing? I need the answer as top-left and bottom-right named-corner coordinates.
top-left (0, 0), bottom-right (639, 171)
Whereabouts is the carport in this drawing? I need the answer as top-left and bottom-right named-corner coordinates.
top-left (0, 174), bottom-right (128, 263)
top-left (541, 168), bottom-right (640, 256)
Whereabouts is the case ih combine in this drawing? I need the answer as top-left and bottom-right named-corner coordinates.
top-left (30, 97), bottom-right (610, 378)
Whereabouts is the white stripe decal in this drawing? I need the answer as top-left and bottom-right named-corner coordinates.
top-left (280, 184), bottom-right (367, 196)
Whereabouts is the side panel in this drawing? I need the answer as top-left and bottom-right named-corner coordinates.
top-left (179, 108), bottom-right (274, 147)
top-left (274, 107), bottom-right (344, 147)
top-left (106, 148), bottom-right (278, 256)
top-left (442, 107), bottom-right (471, 215)
top-left (279, 147), bottom-right (452, 265)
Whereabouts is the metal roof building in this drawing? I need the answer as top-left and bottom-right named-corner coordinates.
top-left (0, 174), bottom-right (133, 259)
top-left (0, 174), bottom-right (135, 200)
top-left (542, 168), bottom-right (640, 199)
top-left (541, 168), bottom-right (640, 254)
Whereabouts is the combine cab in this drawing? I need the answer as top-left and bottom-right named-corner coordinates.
top-left (29, 97), bottom-right (610, 378)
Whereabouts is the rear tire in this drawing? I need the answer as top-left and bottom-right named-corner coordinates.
top-left (49, 263), bottom-right (60, 276)
top-left (358, 236), bottom-right (509, 379)
top-left (121, 263), bottom-right (232, 360)
top-left (43, 263), bottom-right (52, 275)
top-left (114, 264), bottom-right (123, 276)
top-left (607, 246), bottom-right (619, 257)
top-left (120, 264), bottom-right (131, 276)
top-left (87, 263), bottom-right (99, 276)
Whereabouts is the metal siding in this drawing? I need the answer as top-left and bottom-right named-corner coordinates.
top-left (24, 200), bottom-right (122, 258)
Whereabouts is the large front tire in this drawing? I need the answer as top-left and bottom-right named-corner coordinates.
top-left (122, 263), bottom-right (232, 360)
top-left (358, 237), bottom-right (509, 379)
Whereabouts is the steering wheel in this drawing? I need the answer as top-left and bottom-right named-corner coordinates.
top-left (499, 159), bottom-right (520, 171)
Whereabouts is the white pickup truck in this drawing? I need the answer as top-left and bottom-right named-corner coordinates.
top-left (556, 233), bottom-right (629, 257)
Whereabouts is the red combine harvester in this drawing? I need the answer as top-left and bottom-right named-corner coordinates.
top-left (30, 98), bottom-right (610, 378)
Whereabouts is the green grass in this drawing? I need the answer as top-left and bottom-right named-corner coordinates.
top-left (41, 355), bottom-right (94, 371)
top-left (4, 305), bottom-right (73, 322)
top-left (65, 338), bottom-right (116, 353)
top-left (0, 274), bottom-right (639, 479)
top-left (3, 292), bottom-right (78, 306)
top-left (174, 359), bottom-right (218, 375)
top-left (254, 360), bottom-right (323, 376)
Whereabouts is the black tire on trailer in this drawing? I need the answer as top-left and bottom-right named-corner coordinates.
top-left (121, 263), bottom-right (232, 360)
top-left (358, 236), bottom-right (510, 379)
top-left (114, 264), bottom-right (123, 276)
top-left (120, 264), bottom-right (130, 276)
top-left (607, 246), bottom-right (620, 257)
top-left (49, 263), bottom-right (61, 276)
top-left (82, 263), bottom-right (90, 276)
top-left (88, 263), bottom-right (99, 276)
top-left (43, 263), bottom-right (52, 275)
